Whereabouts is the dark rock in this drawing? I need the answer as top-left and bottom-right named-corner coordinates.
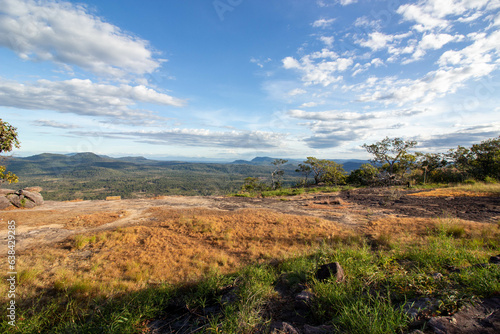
top-left (315, 262), bottom-right (345, 282)
top-left (295, 290), bottom-right (314, 303)
top-left (0, 196), bottom-right (12, 210)
top-left (294, 290), bottom-right (315, 311)
top-left (489, 255), bottom-right (500, 264)
top-left (404, 298), bottom-right (442, 319)
top-left (303, 324), bottom-right (334, 334)
top-left (269, 321), bottom-right (300, 334)
top-left (427, 297), bottom-right (500, 334)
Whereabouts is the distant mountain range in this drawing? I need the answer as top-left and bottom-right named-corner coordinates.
top-left (8, 153), bottom-right (369, 173)
top-left (2, 153), bottom-right (370, 200)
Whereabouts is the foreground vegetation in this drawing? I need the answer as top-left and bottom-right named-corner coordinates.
top-left (1, 208), bottom-right (499, 333)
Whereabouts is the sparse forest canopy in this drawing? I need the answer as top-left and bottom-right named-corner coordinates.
top-left (0, 119), bottom-right (20, 185)
top-left (357, 136), bottom-right (500, 185)
top-left (362, 137), bottom-right (418, 176)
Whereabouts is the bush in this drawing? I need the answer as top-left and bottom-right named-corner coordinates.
top-left (484, 176), bottom-right (497, 184)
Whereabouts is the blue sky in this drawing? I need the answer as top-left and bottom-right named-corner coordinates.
top-left (0, 0), bottom-right (499, 161)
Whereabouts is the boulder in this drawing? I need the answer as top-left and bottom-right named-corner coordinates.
top-left (0, 189), bottom-right (15, 196)
top-left (3, 189), bottom-right (43, 209)
top-left (315, 262), bottom-right (345, 282)
top-left (0, 196), bottom-right (12, 210)
top-left (19, 190), bottom-right (44, 206)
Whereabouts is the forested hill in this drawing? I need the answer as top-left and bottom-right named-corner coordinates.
top-left (3, 153), bottom-right (367, 200)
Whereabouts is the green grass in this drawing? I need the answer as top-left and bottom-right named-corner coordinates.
top-left (2, 230), bottom-right (499, 333)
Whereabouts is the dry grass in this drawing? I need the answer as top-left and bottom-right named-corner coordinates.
top-left (410, 183), bottom-right (500, 197)
top-left (2, 208), bottom-right (346, 303)
top-left (362, 215), bottom-right (500, 249)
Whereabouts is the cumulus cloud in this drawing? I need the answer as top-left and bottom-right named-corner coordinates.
top-left (0, 0), bottom-right (161, 78)
top-left (397, 0), bottom-right (492, 31)
top-left (75, 128), bottom-right (287, 149)
top-left (288, 88), bottom-right (307, 96)
top-left (282, 49), bottom-right (354, 86)
top-left (0, 77), bottom-right (185, 120)
top-left (312, 18), bottom-right (336, 28)
top-left (356, 31), bottom-right (412, 52)
top-left (358, 29), bottom-right (500, 105)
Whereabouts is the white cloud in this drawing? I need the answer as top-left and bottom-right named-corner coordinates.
top-left (288, 108), bottom-right (422, 121)
top-left (282, 50), bottom-right (354, 86)
top-left (397, 0), bottom-right (492, 31)
top-left (358, 28), bottom-right (500, 105)
top-left (319, 36), bottom-right (334, 48)
top-left (339, 0), bottom-right (358, 5)
top-left (312, 18), bottom-right (336, 28)
top-left (0, 0), bottom-right (161, 78)
top-left (92, 128), bottom-right (287, 149)
top-left (288, 88), bottom-right (307, 96)
top-left (406, 33), bottom-right (464, 62)
top-left (35, 119), bottom-right (80, 129)
top-left (0, 77), bottom-right (185, 120)
top-left (299, 102), bottom-right (320, 108)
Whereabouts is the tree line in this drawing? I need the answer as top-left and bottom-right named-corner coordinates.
top-left (241, 136), bottom-right (500, 192)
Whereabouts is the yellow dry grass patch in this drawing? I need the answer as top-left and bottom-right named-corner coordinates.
top-left (409, 189), bottom-right (493, 197)
top-left (363, 215), bottom-right (500, 247)
top-left (410, 183), bottom-right (500, 197)
top-left (5, 208), bottom-right (344, 301)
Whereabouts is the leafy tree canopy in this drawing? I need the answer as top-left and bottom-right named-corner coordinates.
top-left (0, 119), bottom-right (20, 185)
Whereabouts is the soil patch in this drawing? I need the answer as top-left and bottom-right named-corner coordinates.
top-left (340, 188), bottom-right (500, 223)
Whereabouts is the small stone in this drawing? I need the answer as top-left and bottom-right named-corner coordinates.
top-left (269, 321), bottom-right (300, 334)
top-left (432, 272), bottom-right (443, 280)
top-left (295, 290), bottom-right (314, 303)
top-left (315, 262), bottom-right (345, 282)
top-left (489, 255), bottom-right (500, 264)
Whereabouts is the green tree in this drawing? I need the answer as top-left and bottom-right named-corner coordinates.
top-left (362, 137), bottom-right (418, 181)
top-left (0, 119), bottom-right (20, 186)
top-left (241, 177), bottom-right (267, 192)
top-left (303, 157), bottom-right (323, 184)
top-left (468, 136), bottom-right (500, 180)
top-left (347, 163), bottom-right (379, 186)
top-left (321, 160), bottom-right (346, 186)
top-left (416, 153), bottom-right (447, 184)
top-left (295, 163), bottom-right (312, 186)
top-left (271, 159), bottom-right (288, 189)
top-left (302, 157), bottom-right (345, 185)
